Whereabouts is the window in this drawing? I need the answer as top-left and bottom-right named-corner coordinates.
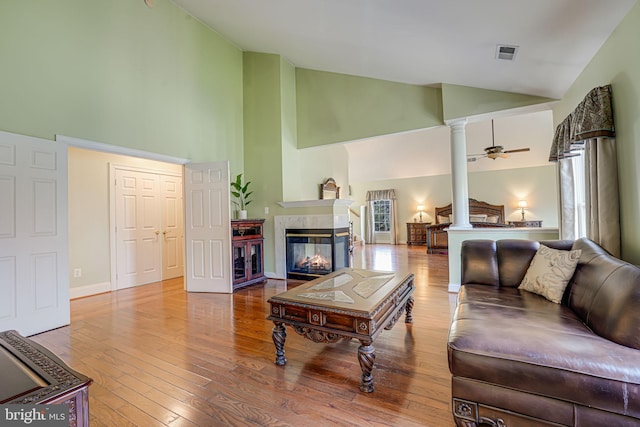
top-left (570, 155), bottom-right (587, 239)
top-left (373, 200), bottom-right (391, 232)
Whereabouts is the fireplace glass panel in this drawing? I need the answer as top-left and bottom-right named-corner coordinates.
top-left (288, 235), bottom-right (333, 276)
top-left (286, 228), bottom-right (350, 280)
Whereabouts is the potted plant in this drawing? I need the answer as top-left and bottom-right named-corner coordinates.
top-left (230, 173), bottom-right (252, 219)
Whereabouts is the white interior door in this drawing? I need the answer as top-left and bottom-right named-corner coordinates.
top-left (115, 169), bottom-right (162, 289)
top-left (161, 174), bottom-right (184, 279)
top-left (0, 131), bottom-right (69, 336)
top-left (184, 161), bottom-right (232, 293)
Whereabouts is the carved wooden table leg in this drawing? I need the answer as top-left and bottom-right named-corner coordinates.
top-left (405, 296), bottom-right (414, 323)
top-left (358, 341), bottom-right (376, 392)
top-left (272, 322), bottom-right (287, 366)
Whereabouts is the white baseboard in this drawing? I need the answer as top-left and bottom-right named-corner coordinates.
top-left (448, 282), bottom-right (461, 293)
top-left (70, 281), bottom-right (111, 299)
top-left (265, 271), bottom-right (283, 280)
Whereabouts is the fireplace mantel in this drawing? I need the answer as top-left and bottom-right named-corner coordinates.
top-left (278, 199), bottom-right (353, 209)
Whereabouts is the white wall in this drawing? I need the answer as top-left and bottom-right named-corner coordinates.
top-left (68, 147), bottom-right (182, 290)
top-left (345, 110), bottom-right (554, 182)
top-left (341, 109), bottom-right (558, 243)
top-left (350, 164), bottom-right (558, 244)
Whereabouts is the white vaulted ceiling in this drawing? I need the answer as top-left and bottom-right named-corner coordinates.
top-left (170, 0), bottom-right (636, 181)
top-left (172, 0), bottom-right (636, 99)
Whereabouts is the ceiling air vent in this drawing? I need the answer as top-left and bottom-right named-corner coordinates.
top-left (496, 44), bottom-right (519, 61)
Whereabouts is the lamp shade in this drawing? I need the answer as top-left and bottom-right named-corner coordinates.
top-left (517, 200), bottom-right (528, 209)
top-left (417, 205), bottom-right (425, 212)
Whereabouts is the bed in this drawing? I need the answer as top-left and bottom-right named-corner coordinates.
top-left (426, 198), bottom-right (513, 254)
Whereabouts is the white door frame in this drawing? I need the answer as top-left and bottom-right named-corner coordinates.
top-left (109, 164), bottom-right (184, 291)
top-left (56, 135), bottom-right (191, 293)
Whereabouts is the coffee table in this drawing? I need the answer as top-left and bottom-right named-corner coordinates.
top-left (267, 268), bottom-right (414, 392)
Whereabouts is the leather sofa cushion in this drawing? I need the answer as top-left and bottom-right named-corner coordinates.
top-left (448, 284), bottom-right (640, 418)
top-left (462, 239), bottom-right (574, 289)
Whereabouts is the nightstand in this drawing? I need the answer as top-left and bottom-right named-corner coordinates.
top-left (509, 220), bottom-right (542, 228)
top-left (407, 222), bottom-right (431, 245)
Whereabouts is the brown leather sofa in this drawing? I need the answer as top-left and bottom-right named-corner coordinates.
top-left (448, 238), bottom-right (640, 426)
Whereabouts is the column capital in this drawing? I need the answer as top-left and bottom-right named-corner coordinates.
top-left (445, 118), bottom-right (468, 128)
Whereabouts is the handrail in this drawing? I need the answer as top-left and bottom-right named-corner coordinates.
top-left (349, 208), bottom-right (360, 218)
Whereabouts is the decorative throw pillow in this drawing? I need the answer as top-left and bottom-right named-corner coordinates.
top-left (486, 215), bottom-right (499, 223)
top-left (518, 244), bottom-right (581, 304)
top-left (437, 215), bottom-right (450, 224)
top-left (469, 214), bottom-right (488, 223)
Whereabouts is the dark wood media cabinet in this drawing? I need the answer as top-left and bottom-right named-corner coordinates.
top-left (232, 219), bottom-right (267, 290)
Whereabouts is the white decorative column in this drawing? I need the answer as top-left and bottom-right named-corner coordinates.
top-left (448, 119), bottom-right (472, 229)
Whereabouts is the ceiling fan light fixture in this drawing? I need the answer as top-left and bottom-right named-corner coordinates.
top-left (485, 145), bottom-right (504, 155)
top-left (467, 119), bottom-right (530, 161)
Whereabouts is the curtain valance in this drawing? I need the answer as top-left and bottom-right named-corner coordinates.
top-left (549, 85), bottom-right (615, 161)
top-left (366, 189), bottom-right (396, 201)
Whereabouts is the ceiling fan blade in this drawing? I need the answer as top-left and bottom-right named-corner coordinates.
top-left (467, 154), bottom-right (487, 162)
top-left (503, 147), bottom-right (530, 154)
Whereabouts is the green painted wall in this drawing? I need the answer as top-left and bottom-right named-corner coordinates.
top-left (0, 0), bottom-right (243, 164)
top-left (552, 1), bottom-right (640, 264)
top-left (441, 84), bottom-right (556, 121)
top-left (296, 69), bottom-right (443, 148)
top-left (242, 52), bottom-right (289, 271)
top-left (242, 52), bottom-right (284, 200)
top-left (280, 58), bottom-right (301, 202)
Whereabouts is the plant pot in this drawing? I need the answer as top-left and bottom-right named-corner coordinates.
top-left (238, 210), bottom-right (248, 220)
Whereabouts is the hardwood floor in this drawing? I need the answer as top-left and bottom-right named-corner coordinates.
top-left (31, 245), bottom-right (456, 427)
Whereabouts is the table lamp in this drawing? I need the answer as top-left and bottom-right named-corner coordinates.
top-left (518, 200), bottom-right (527, 221)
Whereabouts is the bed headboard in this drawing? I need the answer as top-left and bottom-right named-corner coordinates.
top-left (434, 198), bottom-right (506, 224)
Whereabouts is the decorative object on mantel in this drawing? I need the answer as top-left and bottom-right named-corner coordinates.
top-left (320, 178), bottom-right (340, 200)
top-left (518, 200), bottom-right (528, 221)
top-left (231, 173), bottom-right (253, 219)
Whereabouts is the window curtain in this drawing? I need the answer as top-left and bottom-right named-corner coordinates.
top-left (550, 85), bottom-right (620, 256)
top-left (365, 189), bottom-right (398, 244)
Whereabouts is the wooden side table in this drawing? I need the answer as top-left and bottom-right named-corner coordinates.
top-left (406, 222), bottom-right (430, 245)
top-left (508, 220), bottom-right (543, 228)
top-left (0, 330), bottom-right (92, 427)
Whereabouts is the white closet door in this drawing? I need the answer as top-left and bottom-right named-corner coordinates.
top-left (0, 131), bottom-right (69, 336)
top-left (161, 174), bottom-right (184, 280)
top-left (115, 169), bottom-right (162, 289)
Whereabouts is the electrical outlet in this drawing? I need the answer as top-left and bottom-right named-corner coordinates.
top-left (73, 268), bottom-right (82, 278)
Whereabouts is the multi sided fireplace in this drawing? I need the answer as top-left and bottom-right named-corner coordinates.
top-left (286, 228), bottom-right (350, 280)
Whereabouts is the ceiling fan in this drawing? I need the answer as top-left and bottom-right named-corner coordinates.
top-left (467, 120), bottom-right (530, 162)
